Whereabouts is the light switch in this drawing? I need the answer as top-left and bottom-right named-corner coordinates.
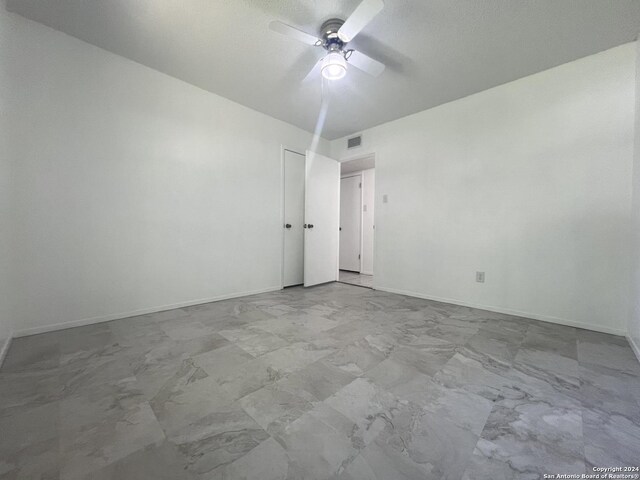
top-left (383, 194), bottom-right (388, 203)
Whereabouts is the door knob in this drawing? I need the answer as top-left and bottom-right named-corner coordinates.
top-left (285, 224), bottom-right (292, 229)
top-left (307, 224), bottom-right (314, 229)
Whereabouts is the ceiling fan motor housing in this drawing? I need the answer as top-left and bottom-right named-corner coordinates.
top-left (320, 18), bottom-right (346, 53)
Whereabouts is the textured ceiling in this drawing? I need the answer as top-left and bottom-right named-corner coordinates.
top-left (7, 0), bottom-right (640, 140)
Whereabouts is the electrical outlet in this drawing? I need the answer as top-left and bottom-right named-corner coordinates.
top-left (476, 272), bottom-right (485, 283)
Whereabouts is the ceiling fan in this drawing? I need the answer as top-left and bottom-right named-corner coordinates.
top-left (269, 0), bottom-right (386, 81)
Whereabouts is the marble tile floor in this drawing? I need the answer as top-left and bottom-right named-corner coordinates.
top-left (1, 282), bottom-right (639, 479)
top-left (338, 270), bottom-right (373, 289)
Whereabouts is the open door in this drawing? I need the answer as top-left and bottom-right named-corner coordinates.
top-left (283, 150), bottom-right (305, 287)
top-left (304, 150), bottom-right (340, 287)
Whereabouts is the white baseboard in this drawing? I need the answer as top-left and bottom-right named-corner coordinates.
top-left (628, 334), bottom-right (640, 364)
top-left (0, 333), bottom-right (13, 368)
top-left (14, 286), bottom-right (282, 338)
top-left (375, 286), bottom-right (627, 337)
top-left (11, 283), bottom-right (630, 340)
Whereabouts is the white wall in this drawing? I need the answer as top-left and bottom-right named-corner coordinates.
top-left (2, 6), bottom-right (327, 336)
top-left (629, 41), bottom-right (640, 358)
top-left (1, 5), bottom-right (635, 340)
top-left (332, 44), bottom-right (636, 335)
top-left (0, 0), bottom-right (15, 356)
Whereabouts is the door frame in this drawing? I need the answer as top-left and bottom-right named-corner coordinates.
top-left (339, 172), bottom-right (363, 273)
top-left (280, 146), bottom-right (306, 289)
top-left (338, 152), bottom-right (376, 282)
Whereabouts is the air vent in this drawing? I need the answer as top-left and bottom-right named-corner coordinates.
top-left (347, 135), bottom-right (362, 149)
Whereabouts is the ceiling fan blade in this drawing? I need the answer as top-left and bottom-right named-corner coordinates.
top-left (348, 50), bottom-right (385, 77)
top-left (338, 0), bottom-right (384, 43)
top-left (269, 21), bottom-right (320, 46)
top-left (303, 58), bottom-right (323, 83)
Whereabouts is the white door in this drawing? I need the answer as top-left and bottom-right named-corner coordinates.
top-left (361, 169), bottom-right (375, 275)
top-left (283, 150), bottom-right (305, 287)
top-left (304, 150), bottom-right (340, 287)
top-left (339, 175), bottom-right (362, 272)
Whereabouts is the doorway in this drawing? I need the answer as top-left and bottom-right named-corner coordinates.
top-left (339, 174), bottom-right (362, 272)
top-left (338, 155), bottom-right (375, 289)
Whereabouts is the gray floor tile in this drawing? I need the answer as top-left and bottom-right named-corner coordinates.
top-left (273, 403), bottom-right (361, 479)
top-left (338, 271), bottom-right (374, 289)
top-left (582, 406), bottom-right (640, 468)
top-left (521, 322), bottom-right (577, 360)
top-left (75, 441), bottom-right (191, 480)
top-left (511, 347), bottom-right (581, 399)
top-left (59, 401), bottom-right (165, 479)
top-left (1, 283), bottom-right (639, 479)
top-left (209, 437), bottom-right (289, 480)
top-left (323, 337), bottom-right (388, 376)
top-left (1, 334), bottom-right (61, 373)
top-left (278, 359), bottom-right (356, 401)
top-left (433, 352), bottom-right (514, 401)
top-left (191, 343), bottom-right (254, 382)
top-left (363, 402), bottom-right (479, 480)
top-left (579, 362), bottom-right (640, 419)
top-left (474, 381), bottom-right (586, 478)
top-left (577, 330), bottom-right (640, 377)
top-left (238, 380), bottom-right (317, 435)
top-left (325, 377), bottom-right (404, 446)
top-left (0, 401), bottom-right (60, 479)
top-left (176, 426), bottom-right (269, 479)
top-left (218, 328), bottom-right (288, 357)
top-left (0, 369), bottom-right (69, 418)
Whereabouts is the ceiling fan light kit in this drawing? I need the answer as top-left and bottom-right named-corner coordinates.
top-left (321, 51), bottom-right (347, 80)
top-left (269, 0), bottom-right (386, 82)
